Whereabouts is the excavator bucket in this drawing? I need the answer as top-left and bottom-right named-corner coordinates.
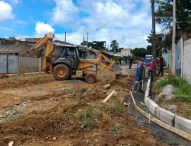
top-left (111, 63), bottom-right (122, 74)
top-left (111, 64), bottom-right (125, 79)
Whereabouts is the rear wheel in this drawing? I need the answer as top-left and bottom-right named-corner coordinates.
top-left (53, 64), bottom-right (70, 80)
top-left (85, 74), bottom-right (96, 84)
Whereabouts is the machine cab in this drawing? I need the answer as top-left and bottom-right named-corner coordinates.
top-left (53, 44), bottom-right (80, 70)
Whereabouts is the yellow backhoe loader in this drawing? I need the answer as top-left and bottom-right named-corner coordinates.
top-left (28, 33), bottom-right (120, 83)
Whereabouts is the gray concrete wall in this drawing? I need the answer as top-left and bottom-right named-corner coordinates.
top-left (182, 39), bottom-right (191, 84)
top-left (171, 47), bottom-right (176, 74)
top-left (19, 57), bottom-right (41, 73)
top-left (175, 39), bottom-right (182, 76)
top-left (0, 40), bottom-right (40, 73)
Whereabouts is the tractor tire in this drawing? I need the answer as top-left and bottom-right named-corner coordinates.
top-left (53, 64), bottom-right (71, 80)
top-left (85, 74), bottom-right (96, 84)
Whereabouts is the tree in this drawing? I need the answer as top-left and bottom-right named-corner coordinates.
top-left (147, 45), bottom-right (152, 54)
top-left (147, 33), bottom-right (165, 56)
top-left (92, 41), bottom-right (106, 50)
top-left (80, 41), bottom-right (106, 50)
top-left (156, 0), bottom-right (191, 34)
top-left (132, 48), bottom-right (148, 58)
top-left (110, 40), bottom-right (119, 52)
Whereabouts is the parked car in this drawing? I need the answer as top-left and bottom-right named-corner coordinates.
top-left (143, 55), bottom-right (153, 66)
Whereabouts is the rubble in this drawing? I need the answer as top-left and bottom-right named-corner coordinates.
top-left (155, 84), bottom-right (175, 101)
top-left (103, 84), bottom-right (110, 89)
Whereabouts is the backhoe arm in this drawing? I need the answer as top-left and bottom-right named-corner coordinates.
top-left (96, 52), bottom-right (115, 70)
top-left (28, 33), bottom-right (55, 71)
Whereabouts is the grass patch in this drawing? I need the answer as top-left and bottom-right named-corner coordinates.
top-left (77, 88), bottom-right (88, 95)
top-left (154, 74), bottom-right (191, 103)
top-left (110, 99), bottom-right (125, 115)
top-left (77, 107), bottom-right (98, 129)
top-left (110, 124), bottom-right (120, 132)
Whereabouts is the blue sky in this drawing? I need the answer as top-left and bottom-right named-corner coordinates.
top-left (0, 0), bottom-right (161, 48)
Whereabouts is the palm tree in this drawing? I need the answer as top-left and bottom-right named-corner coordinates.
top-left (110, 40), bottom-right (119, 52)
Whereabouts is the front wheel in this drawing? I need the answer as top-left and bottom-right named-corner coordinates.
top-left (85, 74), bottom-right (96, 84)
top-left (53, 64), bottom-right (71, 80)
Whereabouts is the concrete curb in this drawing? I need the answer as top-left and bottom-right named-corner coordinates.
top-left (144, 78), bottom-right (191, 136)
top-left (155, 107), bottom-right (175, 126)
top-left (145, 98), bottom-right (159, 115)
top-left (175, 116), bottom-right (191, 135)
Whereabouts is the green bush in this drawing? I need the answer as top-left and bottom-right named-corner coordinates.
top-left (154, 75), bottom-right (191, 102)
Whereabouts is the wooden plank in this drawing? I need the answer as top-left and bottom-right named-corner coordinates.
top-left (102, 90), bottom-right (115, 103)
top-left (130, 90), bottom-right (136, 106)
top-left (130, 93), bottom-right (191, 141)
top-left (141, 80), bottom-right (144, 90)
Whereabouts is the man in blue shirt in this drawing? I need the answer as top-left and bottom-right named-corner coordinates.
top-left (63, 50), bottom-right (69, 58)
top-left (134, 60), bottom-right (143, 92)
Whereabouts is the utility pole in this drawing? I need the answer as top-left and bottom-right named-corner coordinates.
top-left (64, 32), bottom-right (66, 42)
top-left (105, 41), bottom-right (107, 51)
top-left (151, 0), bottom-right (156, 58)
top-left (87, 32), bottom-right (88, 46)
top-left (172, 0), bottom-right (176, 73)
top-left (83, 36), bottom-right (85, 46)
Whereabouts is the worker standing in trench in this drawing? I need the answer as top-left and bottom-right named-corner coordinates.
top-left (133, 59), bottom-right (144, 92)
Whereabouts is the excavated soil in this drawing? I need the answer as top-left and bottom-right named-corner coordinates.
top-left (0, 71), bottom-right (164, 146)
top-left (0, 74), bottom-right (54, 90)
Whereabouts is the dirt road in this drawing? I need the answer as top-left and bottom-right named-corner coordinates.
top-left (0, 71), bottom-right (163, 146)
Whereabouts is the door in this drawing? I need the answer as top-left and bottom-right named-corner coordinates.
top-left (8, 54), bottom-right (19, 73)
top-left (0, 54), bottom-right (8, 73)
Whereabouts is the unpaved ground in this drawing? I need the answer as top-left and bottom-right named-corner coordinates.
top-left (0, 69), bottom-right (164, 146)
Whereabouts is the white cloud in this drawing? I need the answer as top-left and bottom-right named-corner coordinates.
top-left (52, 0), bottom-right (78, 25)
top-left (50, 0), bottom-right (152, 48)
top-left (55, 32), bottom-right (82, 44)
top-left (35, 22), bottom-right (55, 36)
top-left (0, 1), bottom-right (14, 21)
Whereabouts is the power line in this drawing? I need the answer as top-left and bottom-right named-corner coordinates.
top-left (95, 0), bottom-right (135, 32)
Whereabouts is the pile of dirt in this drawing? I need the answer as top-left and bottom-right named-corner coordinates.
top-left (0, 74), bottom-right (54, 90)
top-left (97, 68), bottom-right (116, 85)
top-left (0, 98), bottom-right (163, 146)
top-left (110, 75), bottom-right (134, 90)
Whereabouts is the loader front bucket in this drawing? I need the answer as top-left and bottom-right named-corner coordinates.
top-left (111, 64), bottom-right (122, 74)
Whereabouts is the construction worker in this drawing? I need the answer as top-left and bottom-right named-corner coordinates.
top-left (158, 54), bottom-right (164, 76)
top-left (62, 49), bottom-right (69, 58)
top-left (133, 59), bottom-right (144, 92)
top-left (148, 59), bottom-right (156, 82)
top-left (129, 56), bottom-right (133, 69)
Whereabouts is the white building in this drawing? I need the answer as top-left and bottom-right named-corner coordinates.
top-left (121, 48), bottom-right (132, 57)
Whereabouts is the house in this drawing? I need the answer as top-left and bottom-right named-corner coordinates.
top-left (0, 38), bottom-right (46, 73)
top-left (121, 48), bottom-right (132, 57)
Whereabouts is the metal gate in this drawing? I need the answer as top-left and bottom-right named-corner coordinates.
top-left (0, 53), bottom-right (19, 74)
